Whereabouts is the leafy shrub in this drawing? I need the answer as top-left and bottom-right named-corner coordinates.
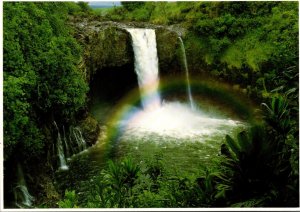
top-left (262, 95), bottom-right (291, 137)
top-left (217, 126), bottom-right (273, 204)
top-left (85, 158), bottom-right (140, 208)
top-left (216, 109), bottom-right (298, 207)
top-left (58, 190), bottom-right (78, 208)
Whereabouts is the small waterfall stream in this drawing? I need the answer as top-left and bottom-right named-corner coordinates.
top-left (13, 163), bottom-right (34, 208)
top-left (54, 121), bottom-right (69, 171)
top-left (53, 121), bottom-right (89, 171)
top-left (72, 127), bottom-right (87, 152)
top-left (178, 37), bottom-right (195, 110)
top-left (126, 28), bottom-right (161, 110)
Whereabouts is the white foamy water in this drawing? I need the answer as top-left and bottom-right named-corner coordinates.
top-left (126, 28), bottom-right (161, 110)
top-left (120, 102), bottom-right (244, 141)
top-left (121, 29), bottom-right (245, 142)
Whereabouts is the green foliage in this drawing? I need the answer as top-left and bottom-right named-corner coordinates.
top-left (216, 109), bottom-right (298, 207)
top-left (221, 33), bottom-right (274, 71)
top-left (216, 126), bottom-right (273, 205)
top-left (192, 2), bottom-right (298, 77)
top-left (3, 74), bottom-right (30, 159)
top-left (121, 2), bottom-right (146, 11)
top-left (60, 123), bottom-right (298, 208)
top-left (77, 2), bottom-right (91, 12)
top-left (194, 170), bottom-right (218, 206)
top-left (127, 5), bottom-right (153, 22)
top-left (105, 1), bottom-right (298, 93)
top-left (103, 158), bottom-right (140, 191)
top-left (261, 91), bottom-right (299, 206)
top-left (58, 190), bottom-right (78, 208)
top-left (262, 95), bottom-right (291, 136)
top-left (86, 158), bottom-right (140, 208)
top-left (78, 157), bottom-right (212, 208)
top-left (4, 2), bottom-right (88, 162)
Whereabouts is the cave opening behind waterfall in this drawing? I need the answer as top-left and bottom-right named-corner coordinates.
top-left (88, 64), bottom-right (140, 123)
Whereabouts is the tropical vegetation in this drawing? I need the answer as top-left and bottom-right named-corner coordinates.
top-left (3, 1), bottom-right (298, 208)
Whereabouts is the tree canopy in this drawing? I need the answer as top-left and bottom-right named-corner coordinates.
top-left (3, 2), bottom-right (88, 161)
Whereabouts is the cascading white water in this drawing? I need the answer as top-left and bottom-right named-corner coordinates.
top-left (72, 127), bottom-right (87, 152)
top-left (54, 122), bottom-right (69, 170)
top-left (13, 163), bottom-right (34, 208)
top-left (53, 122), bottom-right (88, 167)
top-left (178, 37), bottom-right (195, 110)
top-left (126, 28), bottom-right (161, 110)
top-left (119, 28), bottom-right (244, 140)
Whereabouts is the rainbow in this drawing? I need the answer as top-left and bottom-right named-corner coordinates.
top-left (100, 76), bottom-right (257, 153)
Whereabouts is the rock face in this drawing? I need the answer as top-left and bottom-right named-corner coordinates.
top-left (72, 21), bottom-right (184, 82)
top-left (73, 21), bottom-right (133, 82)
top-left (89, 27), bottom-right (132, 72)
top-left (78, 115), bottom-right (99, 145)
top-left (156, 27), bottom-right (182, 77)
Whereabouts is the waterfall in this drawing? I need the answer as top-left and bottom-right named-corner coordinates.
top-left (123, 28), bottom-right (243, 140)
top-left (54, 121), bottom-right (69, 170)
top-left (63, 126), bottom-right (70, 158)
top-left (126, 28), bottom-right (161, 110)
top-left (52, 122), bottom-right (88, 169)
top-left (13, 163), bottom-right (34, 208)
top-left (72, 127), bottom-right (87, 152)
top-left (178, 37), bottom-right (195, 110)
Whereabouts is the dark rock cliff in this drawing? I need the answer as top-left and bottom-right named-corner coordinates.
top-left (71, 21), bottom-right (185, 83)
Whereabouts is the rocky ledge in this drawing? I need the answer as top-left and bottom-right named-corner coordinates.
top-left (71, 20), bottom-right (187, 82)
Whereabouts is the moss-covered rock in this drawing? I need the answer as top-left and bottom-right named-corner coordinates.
top-left (78, 115), bottom-right (99, 146)
top-left (156, 28), bottom-right (182, 76)
top-left (89, 27), bottom-right (132, 73)
top-left (71, 20), bottom-right (184, 81)
top-left (34, 175), bottom-right (60, 208)
top-left (73, 22), bottom-right (134, 82)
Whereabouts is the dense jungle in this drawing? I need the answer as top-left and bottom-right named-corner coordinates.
top-left (3, 1), bottom-right (299, 209)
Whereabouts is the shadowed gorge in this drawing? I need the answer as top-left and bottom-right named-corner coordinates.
top-left (88, 64), bottom-right (140, 123)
